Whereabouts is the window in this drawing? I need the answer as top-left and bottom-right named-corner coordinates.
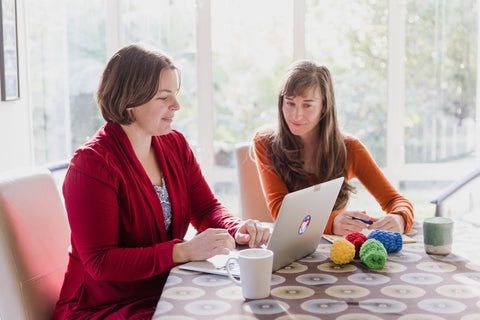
top-left (305, 0), bottom-right (389, 216)
top-left (306, 0), bottom-right (388, 166)
top-left (121, 0), bottom-right (197, 143)
top-left (27, 0), bottom-right (106, 164)
top-left (405, 0), bottom-right (477, 165)
top-left (210, 0), bottom-right (293, 208)
top-left (26, 0), bottom-right (480, 219)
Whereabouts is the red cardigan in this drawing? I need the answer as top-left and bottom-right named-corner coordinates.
top-left (54, 123), bottom-right (242, 319)
top-left (253, 133), bottom-right (414, 234)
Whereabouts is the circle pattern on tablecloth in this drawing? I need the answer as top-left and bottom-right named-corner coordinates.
top-left (466, 262), bottom-right (480, 272)
top-left (162, 287), bottom-right (205, 300)
top-left (325, 285), bottom-right (370, 299)
top-left (453, 272), bottom-right (480, 284)
top-left (301, 299), bottom-right (348, 314)
top-left (380, 285), bottom-right (425, 298)
top-left (243, 300), bottom-right (290, 315)
top-left (157, 223), bottom-right (480, 318)
top-left (271, 274), bottom-right (286, 285)
top-left (430, 253), bottom-right (466, 262)
top-left (417, 298), bottom-right (467, 314)
top-left (317, 262), bottom-right (357, 273)
top-left (215, 286), bottom-right (242, 300)
top-left (153, 316), bottom-right (196, 320)
top-left (374, 261), bottom-right (407, 273)
top-left (153, 301), bottom-right (174, 314)
top-left (400, 272), bottom-right (444, 285)
top-left (359, 298), bottom-right (407, 313)
top-left (299, 252), bottom-right (329, 263)
top-left (336, 314), bottom-right (384, 320)
top-left (184, 299), bottom-right (231, 315)
top-left (316, 243), bottom-right (332, 253)
top-left (296, 273), bottom-right (337, 285)
top-left (164, 275), bottom-right (183, 287)
top-left (275, 314), bottom-right (321, 320)
top-left (215, 316), bottom-right (257, 320)
top-left (192, 275), bottom-right (231, 287)
top-left (397, 314), bottom-right (446, 320)
top-left (348, 273), bottom-right (391, 285)
top-left (416, 262), bottom-right (457, 273)
top-left (388, 252), bottom-right (422, 263)
top-left (436, 284), bottom-right (480, 298)
top-left (402, 243), bottom-right (425, 252)
top-left (276, 262), bottom-right (308, 274)
top-left (271, 286), bottom-right (315, 299)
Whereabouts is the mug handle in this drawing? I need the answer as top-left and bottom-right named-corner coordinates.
top-left (225, 257), bottom-right (241, 285)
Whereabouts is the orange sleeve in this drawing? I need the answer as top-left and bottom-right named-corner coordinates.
top-left (252, 133), bottom-right (289, 221)
top-left (253, 133), bottom-right (414, 234)
top-left (344, 137), bottom-right (414, 233)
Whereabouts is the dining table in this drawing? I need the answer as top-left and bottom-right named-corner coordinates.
top-left (153, 221), bottom-right (480, 319)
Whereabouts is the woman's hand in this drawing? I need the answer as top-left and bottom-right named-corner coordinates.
top-left (172, 228), bottom-right (235, 263)
top-left (368, 213), bottom-right (405, 233)
top-left (235, 219), bottom-right (271, 248)
top-left (332, 210), bottom-right (378, 236)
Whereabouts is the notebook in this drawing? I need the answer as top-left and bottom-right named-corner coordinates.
top-left (179, 177), bottom-right (344, 276)
top-left (322, 231), bottom-right (416, 244)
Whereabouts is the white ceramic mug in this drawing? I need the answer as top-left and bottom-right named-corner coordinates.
top-left (226, 248), bottom-right (273, 299)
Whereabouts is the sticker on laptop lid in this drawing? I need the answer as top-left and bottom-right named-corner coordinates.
top-left (298, 215), bottom-right (311, 235)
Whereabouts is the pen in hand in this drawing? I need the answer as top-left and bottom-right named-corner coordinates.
top-left (350, 216), bottom-right (373, 225)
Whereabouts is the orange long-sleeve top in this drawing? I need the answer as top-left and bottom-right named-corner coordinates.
top-left (253, 133), bottom-right (414, 235)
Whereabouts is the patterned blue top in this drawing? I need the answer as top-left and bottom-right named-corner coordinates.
top-left (154, 177), bottom-right (172, 236)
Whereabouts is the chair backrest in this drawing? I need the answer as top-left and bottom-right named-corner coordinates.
top-left (47, 161), bottom-right (70, 203)
top-left (0, 168), bottom-right (70, 320)
top-left (235, 143), bottom-right (273, 222)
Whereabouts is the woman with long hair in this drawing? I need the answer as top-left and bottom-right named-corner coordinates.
top-left (253, 60), bottom-right (413, 235)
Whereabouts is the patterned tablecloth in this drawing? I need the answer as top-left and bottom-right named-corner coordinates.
top-left (153, 221), bottom-right (480, 319)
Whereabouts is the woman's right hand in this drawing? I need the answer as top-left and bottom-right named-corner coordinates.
top-left (172, 228), bottom-right (235, 263)
top-left (332, 210), bottom-right (377, 236)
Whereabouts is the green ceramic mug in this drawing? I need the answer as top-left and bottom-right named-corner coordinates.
top-left (423, 217), bottom-right (453, 255)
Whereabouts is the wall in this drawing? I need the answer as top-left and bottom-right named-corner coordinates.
top-left (0, 0), bottom-right (33, 173)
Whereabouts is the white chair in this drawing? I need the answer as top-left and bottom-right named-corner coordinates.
top-left (0, 168), bottom-right (70, 320)
top-left (47, 161), bottom-right (70, 194)
top-left (235, 142), bottom-right (273, 222)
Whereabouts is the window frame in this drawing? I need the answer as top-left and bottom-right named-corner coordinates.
top-left (80, 0), bottom-right (480, 187)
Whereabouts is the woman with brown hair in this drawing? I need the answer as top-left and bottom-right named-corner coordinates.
top-left (53, 43), bottom-right (270, 319)
top-left (253, 60), bottom-right (413, 236)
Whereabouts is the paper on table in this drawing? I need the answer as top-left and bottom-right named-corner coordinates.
top-left (322, 229), bottom-right (416, 244)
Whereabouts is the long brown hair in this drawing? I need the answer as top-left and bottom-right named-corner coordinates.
top-left (262, 60), bottom-right (354, 209)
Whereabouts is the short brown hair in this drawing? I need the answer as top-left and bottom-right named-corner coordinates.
top-left (96, 43), bottom-right (180, 124)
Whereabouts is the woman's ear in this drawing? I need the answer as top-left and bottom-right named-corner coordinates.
top-left (123, 107), bottom-right (136, 123)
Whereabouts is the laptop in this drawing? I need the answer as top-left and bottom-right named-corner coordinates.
top-left (179, 177), bottom-right (344, 276)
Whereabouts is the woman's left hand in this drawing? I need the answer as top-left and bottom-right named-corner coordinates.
top-left (368, 213), bottom-right (405, 233)
top-left (235, 219), bottom-right (271, 248)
